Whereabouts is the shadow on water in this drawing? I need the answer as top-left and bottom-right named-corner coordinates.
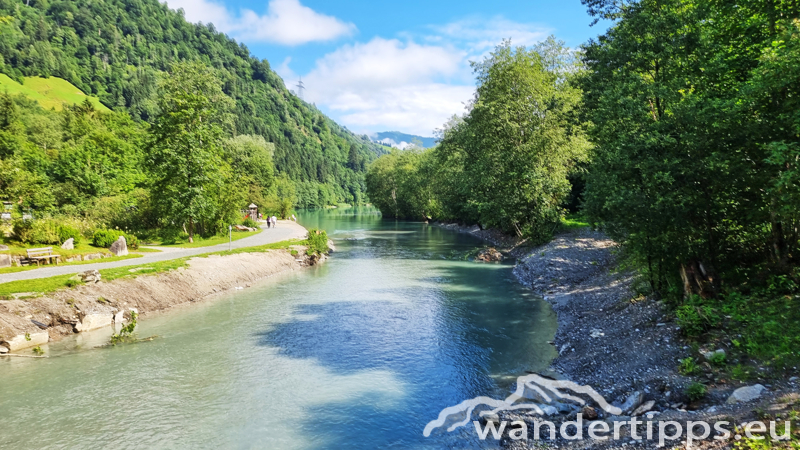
top-left (248, 208), bottom-right (557, 449)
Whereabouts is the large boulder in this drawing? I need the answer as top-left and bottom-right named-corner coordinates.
top-left (0, 253), bottom-right (10, 268)
top-left (727, 384), bottom-right (766, 404)
top-left (109, 236), bottom-right (128, 256)
top-left (61, 238), bottom-right (74, 250)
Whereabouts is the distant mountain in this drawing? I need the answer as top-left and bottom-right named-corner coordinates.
top-left (371, 132), bottom-right (437, 149)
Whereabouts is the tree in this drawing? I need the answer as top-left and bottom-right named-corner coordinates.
top-left (438, 39), bottom-right (588, 241)
top-left (148, 61), bottom-right (234, 242)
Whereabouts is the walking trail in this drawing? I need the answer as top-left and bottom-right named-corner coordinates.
top-left (0, 221), bottom-right (308, 284)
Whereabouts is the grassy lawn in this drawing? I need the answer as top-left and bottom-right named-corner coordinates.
top-left (0, 240), bottom-right (116, 259)
top-left (0, 238), bottom-right (302, 298)
top-left (0, 74), bottom-right (109, 111)
top-left (0, 254), bottom-right (143, 275)
top-left (145, 230), bottom-right (261, 248)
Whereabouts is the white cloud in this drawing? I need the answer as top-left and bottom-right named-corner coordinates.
top-left (298, 38), bottom-right (471, 136)
top-left (434, 17), bottom-right (552, 57)
top-left (294, 18), bottom-right (551, 136)
top-left (164, 0), bottom-right (355, 45)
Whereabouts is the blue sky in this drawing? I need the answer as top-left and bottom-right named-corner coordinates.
top-left (164, 0), bottom-right (608, 136)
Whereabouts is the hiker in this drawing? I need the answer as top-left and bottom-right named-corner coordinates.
top-left (272, 215), bottom-right (277, 227)
top-left (266, 217), bottom-right (271, 229)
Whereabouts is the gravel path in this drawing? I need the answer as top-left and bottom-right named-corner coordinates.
top-left (0, 221), bottom-right (308, 283)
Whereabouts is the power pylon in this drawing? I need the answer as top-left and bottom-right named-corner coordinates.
top-left (296, 77), bottom-right (306, 101)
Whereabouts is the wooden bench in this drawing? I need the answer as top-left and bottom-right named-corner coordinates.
top-left (26, 247), bottom-right (60, 266)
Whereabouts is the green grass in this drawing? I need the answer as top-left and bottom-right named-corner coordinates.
top-left (147, 230), bottom-right (261, 248)
top-left (560, 213), bottom-right (590, 230)
top-left (0, 238), bottom-right (303, 298)
top-left (0, 253), bottom-right (143, 274)
top-left (0, 74), bottom-right (109, 111)
top-left (0, 240), bottom-right (115, 259)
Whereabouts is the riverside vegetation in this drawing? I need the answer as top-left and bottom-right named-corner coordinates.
top-left (0, 0), bottom-right (385, 250)
top-left (366, 1), bottom-right (800, 379)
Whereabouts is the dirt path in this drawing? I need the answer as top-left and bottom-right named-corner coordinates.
top-left (0, 221), bottom-right (308, 283)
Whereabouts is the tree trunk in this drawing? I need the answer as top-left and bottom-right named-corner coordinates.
top-left (188, 217), bottom-right (194, 243)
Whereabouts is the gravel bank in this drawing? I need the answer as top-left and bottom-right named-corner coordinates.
top-left (502, 229), bottom-right (800, 449)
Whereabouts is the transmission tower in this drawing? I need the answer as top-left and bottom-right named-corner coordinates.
top-left (296, 77), bottom-right (306, 101)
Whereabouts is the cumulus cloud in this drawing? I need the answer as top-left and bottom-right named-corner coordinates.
top-left (434, 17), bottom-right (552, 57)
top-left (295, 18), bottom-right (550, 136)
top-left (164, 0), bottom-right (355, 45)
top-left (297, 38), bottom-right (471, 136)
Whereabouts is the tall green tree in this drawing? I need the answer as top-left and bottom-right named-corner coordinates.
top-left (148, 61), bottom-right (234, 242)
top-left (437, 39), bottom-right (588, 241)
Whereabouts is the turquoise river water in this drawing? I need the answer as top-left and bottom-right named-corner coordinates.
top-left (0, 207), bottom-right (557, 449)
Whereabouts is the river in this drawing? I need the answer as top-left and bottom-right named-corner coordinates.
top-left (0, 207), bottom-right (557, 449)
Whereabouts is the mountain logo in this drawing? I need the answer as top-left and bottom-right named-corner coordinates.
top-left (423, 373), bottom-right (621, 437)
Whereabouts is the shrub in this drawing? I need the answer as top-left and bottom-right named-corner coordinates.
top-left (306, 229), bottom-right (329, 255)
top-left (678, 357), bottom-right (699, 375)
top-left (676, 302), bottom-right (721, 337)
top-left (242, 217), bottom-right (258, 228)
top-left (13, 218), bottom-right (60, 245)
top-left (686, 382), bottom-right (707, 401)
top-left (92, 229), bottom-right (139, 250)
top-left (92, 229), bottom-right (119, 248)
top-left (708, 352), bottom-right (727, 367)
top-left (58, 224), bottom-right (82, 245)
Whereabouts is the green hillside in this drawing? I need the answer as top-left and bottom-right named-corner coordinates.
top-left (0, 0), bottom-right (386, 207)
top-left (0, 74), bottom-right (108, 112)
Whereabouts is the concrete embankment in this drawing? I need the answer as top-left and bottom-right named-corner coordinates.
top-left (0, 244), bottom-right (325, 353)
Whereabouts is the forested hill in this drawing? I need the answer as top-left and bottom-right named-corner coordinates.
top-left (0, 0), bottom-right (385, 206)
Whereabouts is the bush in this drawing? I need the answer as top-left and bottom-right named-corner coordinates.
top-left (92, 229), bottom-right (139, 250)
top-left (676, 302), bottom-right (721, 337)
top-left (242, 217), bottom-right (258, 228)
top-left (58, 224), bottom-right (82, 245)
top-left (13, 217), bottom-right (95, 246)
top-left (678, 357), bottom-right (700, 375)
top-left (686, 382), bottom-right (707, 401)
top-left (306, 229), bottom-right (329, 255)
top-left (13, 219), bottom-right (59, 245)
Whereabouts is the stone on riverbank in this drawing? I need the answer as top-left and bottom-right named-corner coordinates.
top-left (727, 384), bottom-right (766, 404)
top-left (75, 313), bottom-right (113, 332)
top-left (4, 331), bottom-right (49, 351)
top-left (476, 247), bottom-right (504, 262)
top-left (81, 270), bottom-right (101, 283)
top-left (0, 345), bottom-right (8, 353)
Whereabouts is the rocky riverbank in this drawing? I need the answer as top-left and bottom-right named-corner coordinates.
top-left (0, 244), bottom-right (327, 353)
top-left (501, 228), bottom-right (799, 449)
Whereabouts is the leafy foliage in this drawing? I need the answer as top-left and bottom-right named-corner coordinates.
top-left (367, 38), bottom-right (587, 243)
top-left (0, 0), bottom-right (383, 206)
top-left (306, 229), bottom-right (329, 256)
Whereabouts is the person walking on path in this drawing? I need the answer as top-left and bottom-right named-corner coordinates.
top-left (272, 216), bottom-right (278, 228)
